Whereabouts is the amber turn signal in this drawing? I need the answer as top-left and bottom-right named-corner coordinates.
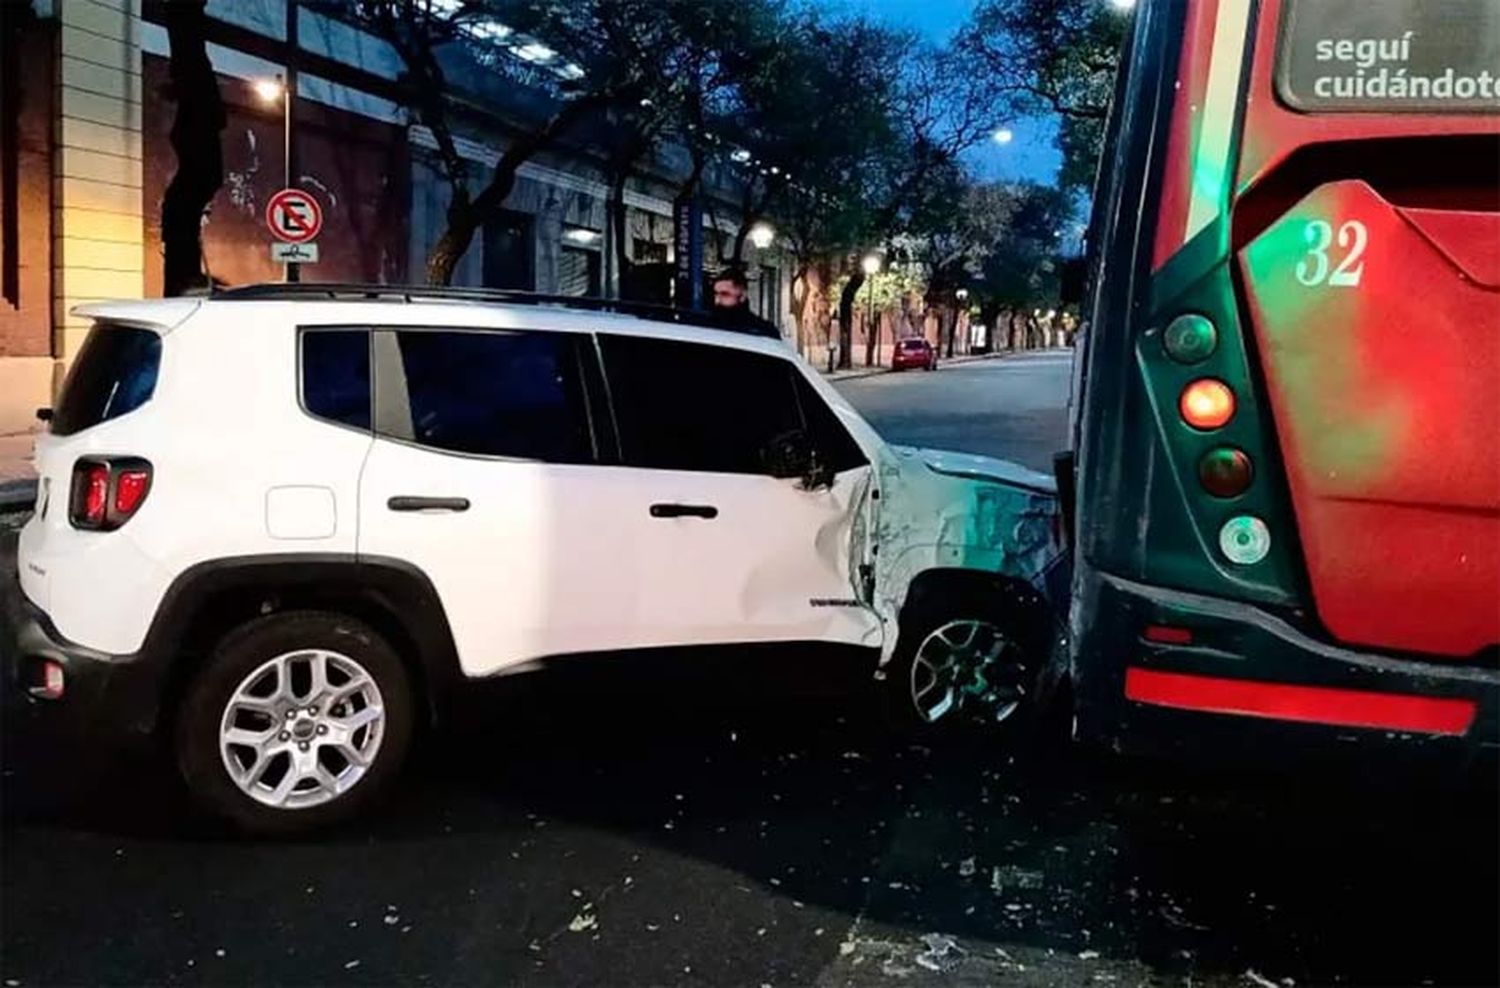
top-left (1179, 379), bottom-right (1235, 430)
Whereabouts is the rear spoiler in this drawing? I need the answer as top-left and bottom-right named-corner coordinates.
top-left (71, 298), bottom-right (201, 334)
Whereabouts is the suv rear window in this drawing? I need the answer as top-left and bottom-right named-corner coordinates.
top-left (50, 323), bottom-right (162, 436)
top-left (301, 329), bottom-right (372, 430)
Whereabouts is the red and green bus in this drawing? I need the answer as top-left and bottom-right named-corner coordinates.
top-left (1056, 0), bottom-right (1499, 772)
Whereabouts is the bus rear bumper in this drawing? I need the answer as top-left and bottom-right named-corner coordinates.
top-left (1069, 570), bottom-right (1500, 782)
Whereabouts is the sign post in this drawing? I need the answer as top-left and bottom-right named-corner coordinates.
top-left (673, 195), bottom-right (703, 310)
top-left (265, 187), bottom-right (322, 280)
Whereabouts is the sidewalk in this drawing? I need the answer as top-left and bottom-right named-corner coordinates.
top-left (816, 349), bottom-right (1011, 382)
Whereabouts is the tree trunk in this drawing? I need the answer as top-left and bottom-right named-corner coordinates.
top-left (161, 0), bottom-right (224, 297)
top-left (837, 271), bottom-right (864, 370)
top-left (426, 93), bottom-right (607, 285)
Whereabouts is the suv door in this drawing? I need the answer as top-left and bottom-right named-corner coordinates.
top-left (597, 334), bottom-right (881, 650)
top-left (356, 326), bottom-right (636, 676)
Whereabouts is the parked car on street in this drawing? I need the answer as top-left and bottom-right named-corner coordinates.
top-left (11, 285), bottom-right (1063, 833)
top-left (892, 337), bottom-right (937, 372)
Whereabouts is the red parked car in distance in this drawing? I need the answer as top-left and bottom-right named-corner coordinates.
top-left (892, 338), bottom-right (937, 371)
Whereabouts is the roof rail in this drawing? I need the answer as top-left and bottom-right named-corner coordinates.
top-left (211, 283), bottom-right (735, 332)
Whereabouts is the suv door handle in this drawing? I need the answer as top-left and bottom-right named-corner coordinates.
top-left (649, 503), bottom-right (718, 519)
top-left (388, 496), bottom-right (470, 512)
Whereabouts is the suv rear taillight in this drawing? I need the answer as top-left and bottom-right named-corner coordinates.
top-left (69, 457), bottom-right (152, 530)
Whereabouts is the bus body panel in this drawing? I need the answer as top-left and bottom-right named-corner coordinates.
top-left (1067, 0), bottom-right (1500, 757)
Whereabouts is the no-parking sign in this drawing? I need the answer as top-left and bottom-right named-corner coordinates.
top-left (265, 188), bottom-right (323, 244)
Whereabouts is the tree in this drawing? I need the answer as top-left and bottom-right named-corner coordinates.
top-left (903, 169), bottom-right (1018, 357)
top-left (737, 13), bottom-right (903, 354)
top-left (338, 0), bottom-right (684, 284)
top-left (834, 39), bottom-right (993, 367)
top-left (961, 0), bottom-right (1128, 191)
top-left (971, 182), bottom-right (1072, 347)
top-left (157, 0), bottom-right (226, 297)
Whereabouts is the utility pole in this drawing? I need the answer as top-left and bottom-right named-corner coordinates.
top-left (284, 0), bottom-right (300, 282)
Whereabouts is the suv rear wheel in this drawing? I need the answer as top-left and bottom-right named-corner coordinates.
top-left (175, 611), bottom-right (414, 834)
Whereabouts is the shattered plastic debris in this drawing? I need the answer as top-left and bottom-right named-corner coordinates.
top-left (958, 857), bottom-right (977, 878)
top-left (1244, 971), bottom-right (1281, 988)
top-left (914, 933), bottom-right (965, 973)
top-left (568, 912), bottom-right (598, 933)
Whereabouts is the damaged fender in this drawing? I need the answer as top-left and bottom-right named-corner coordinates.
top-left (866, 445), bottom-right (1063, 664)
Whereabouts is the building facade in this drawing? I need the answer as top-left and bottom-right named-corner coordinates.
top-left (0, 0), bottom-right (791, 470)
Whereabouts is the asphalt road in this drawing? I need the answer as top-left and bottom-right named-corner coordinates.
top-left (3, 353), bottom-right (1496, 988)
top-left (835, 351), bottom-right (1072, 473)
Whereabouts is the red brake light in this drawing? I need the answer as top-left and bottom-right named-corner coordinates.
top-left (114, 469), bottom-right (151, 516)
top-left (70, 458), bottom-right (152, 530)
top-left (78, 463), bottom-right (109, 527)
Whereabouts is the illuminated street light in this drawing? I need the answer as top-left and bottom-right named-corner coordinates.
top-left (252, 76), bottom-right (285, 104)
top-left (1108, 0), bottom-right (1136, 9)
top-left (861, 253), bottom-right (882, 276)
top-left (749, 222), bottom-right (775, 250)
top-left (992, 128), bottom-right (1014, 145)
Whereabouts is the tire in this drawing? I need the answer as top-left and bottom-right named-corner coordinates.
top-left (881, 591), bottom-right (1041, 734)
top-left (175, 610), bottom-right (415, 835)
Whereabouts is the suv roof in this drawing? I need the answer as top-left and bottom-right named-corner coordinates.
top-left (74, 284), bottom-right (787, 352)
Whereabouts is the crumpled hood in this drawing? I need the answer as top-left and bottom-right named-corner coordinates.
top-left (891, 445), bottom-right (1057, 496)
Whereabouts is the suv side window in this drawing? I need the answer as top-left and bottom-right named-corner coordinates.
top-left (600, 335), bottom-right (812, 476)
top-left (387, 329), bottom-right (595, 462)
top-left (51, 323), bottom-right (162, 436)
top-left (792, 375), bottom-right (868, 474)
top-left (301, 329), bottom-right (372, 431)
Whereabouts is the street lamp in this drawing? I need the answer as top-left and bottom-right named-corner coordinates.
top-left (992, 127), bottom-right (1015, 145)
top-left (749, 222), bottom-right (775, 250)
top-left (258, 1), bottom-right (302, 281)
top-left (252, 77), bottom-right (285, 104)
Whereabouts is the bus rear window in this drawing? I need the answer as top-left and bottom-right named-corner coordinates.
top-left (50, 323), bottom-right (162, 436)
top-left (1277, 0), bottom-right (1500, 114)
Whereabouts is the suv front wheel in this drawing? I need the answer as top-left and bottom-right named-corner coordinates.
top-left (882, 593), bottom-right (1037, 732)
top-left (176, 611), bottom-right (414, 834)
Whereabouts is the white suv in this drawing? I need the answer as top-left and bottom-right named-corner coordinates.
top-left (13, 285), bottom-right (1062, 832)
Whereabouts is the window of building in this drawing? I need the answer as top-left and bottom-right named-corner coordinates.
top-left (301, 329), bottom-right (371, 431)
top-left (558, 245), bottom-right (601, 297)
top-left (483, 210), bottom-right (534, 290)
top-left (633, 238), bottom-right (668, 265)
top-left (389, 329), bottom-right (594, 462)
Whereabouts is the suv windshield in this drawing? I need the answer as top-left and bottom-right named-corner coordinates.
top-left (50, 323), bottom-right (162, 437)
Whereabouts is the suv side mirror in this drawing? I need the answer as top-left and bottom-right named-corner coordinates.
top-left (763, 430), bottom-right (835, 490)
top-left (763, 430), bottom-right (815, 480)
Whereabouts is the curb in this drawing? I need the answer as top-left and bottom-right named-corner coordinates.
top-left (0, 479), bottom-right (37, 513)
top-left (819, 349), bottom-right (1012, 383)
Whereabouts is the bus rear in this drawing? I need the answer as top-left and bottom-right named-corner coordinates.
top-left (1064, 0), bottom-right (1499, 771)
